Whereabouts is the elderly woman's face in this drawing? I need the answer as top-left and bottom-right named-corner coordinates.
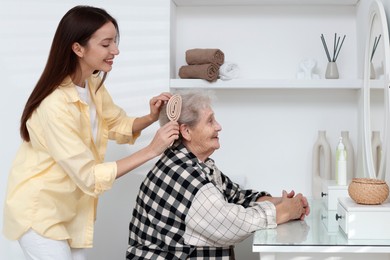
top-left (186, 107), bottom-right (222, 161)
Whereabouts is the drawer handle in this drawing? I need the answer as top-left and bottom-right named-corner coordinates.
top-left (335, 214), bottom-right (343, 221)
top-left (321, 192), bottom-right (327, 197)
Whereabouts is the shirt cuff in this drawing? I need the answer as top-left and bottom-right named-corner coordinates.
top-left (254, 200), bottom-right (277, 228)
top-left (93, 162), bottom-right (117, 195)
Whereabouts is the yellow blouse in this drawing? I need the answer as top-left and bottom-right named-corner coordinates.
top-left (3, 75), bottom-right (140, 248)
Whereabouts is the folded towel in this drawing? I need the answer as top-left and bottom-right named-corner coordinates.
top-left (219, 62), bottom-right (240, 80)
top-left (185, 48), bottom-right (225, 66)
top-left (179, 63), bottom-right (219, 82)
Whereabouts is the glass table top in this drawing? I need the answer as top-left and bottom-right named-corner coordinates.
top-left (253, 199), bottom-right (390, 252)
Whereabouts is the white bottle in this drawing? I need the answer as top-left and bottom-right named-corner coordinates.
top-left (336, 137), bottom-right (347, 185)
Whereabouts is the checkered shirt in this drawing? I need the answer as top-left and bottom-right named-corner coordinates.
top-left (127, 143), bottom-right (276, 259)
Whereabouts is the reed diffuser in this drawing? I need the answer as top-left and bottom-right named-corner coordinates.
top-left (321, 33), bottom-right (346, 79)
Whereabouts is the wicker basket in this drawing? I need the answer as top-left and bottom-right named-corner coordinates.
top-left (348, 178), bottom-right (389, 205)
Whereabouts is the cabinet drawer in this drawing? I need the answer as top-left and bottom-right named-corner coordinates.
top-left (336, 201), bottom-right (348, 234)
top-left (337, 197), bottom-right (390, 239)
top-left (322, 180), bottom-right (349, 210)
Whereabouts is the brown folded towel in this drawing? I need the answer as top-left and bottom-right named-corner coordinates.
top-left (179, 63), bottom-right (219, 82)
top-left (185, 48), bottom-right (225, 66)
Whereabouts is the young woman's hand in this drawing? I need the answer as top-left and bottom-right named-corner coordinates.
top-left (149, 92), bottom-right (172, 122)
top-left (148, 121), bottom-right (179, 156)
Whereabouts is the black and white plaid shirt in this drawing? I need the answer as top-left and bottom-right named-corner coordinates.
top-left (127, 143), bottom-right (277, 259)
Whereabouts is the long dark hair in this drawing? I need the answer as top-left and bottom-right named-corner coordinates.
top-left (20, 5), bottom-right (119, 142)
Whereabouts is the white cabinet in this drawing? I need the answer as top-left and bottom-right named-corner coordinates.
top-left (321, 179), bottom-right (349, 210)
top-left (337, 197), bottom-right (390, 239)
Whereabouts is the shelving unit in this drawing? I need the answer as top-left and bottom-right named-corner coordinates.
top-left (170, 0), bottom-right (364, 90)
top-left (168, 0), bottom-right (378, 199)
top-left (168, 3), bottom-right (390, 259)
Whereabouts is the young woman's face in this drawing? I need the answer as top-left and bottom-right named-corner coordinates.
top-left (79, 22), bottom-right (119, 74)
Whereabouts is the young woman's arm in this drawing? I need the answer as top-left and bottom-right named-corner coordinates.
top-left (132, 92), bottom-right (172, 133)
top-left (115, 121), bottom-right (179, 178)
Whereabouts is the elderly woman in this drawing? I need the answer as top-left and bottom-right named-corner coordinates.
top-left (127, 90), bottom-right (310, 259)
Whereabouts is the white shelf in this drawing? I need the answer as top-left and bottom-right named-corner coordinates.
top-left (172, 0), bottom-right (359, 7)
top-left (170, 2), bottom-right (359, 82)
top-left (170, 79), bottom-right (387, 90)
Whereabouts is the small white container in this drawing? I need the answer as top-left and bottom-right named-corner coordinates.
top-left (337, 197), bottom-right (390, 239)
top-left (321, 179), bottom-right (349, 210)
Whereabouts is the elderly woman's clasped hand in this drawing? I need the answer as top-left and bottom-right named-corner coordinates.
top-left (257, 190), bottom-right (310, 224)
top-left (276, 190), bottom-right (310, 224)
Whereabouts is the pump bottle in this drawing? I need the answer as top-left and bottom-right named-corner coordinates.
top-left (336, 137), bottom-right (347, 185)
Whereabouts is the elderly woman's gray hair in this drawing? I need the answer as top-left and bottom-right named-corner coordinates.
top-left (159, 90), bottom-right (214, 128)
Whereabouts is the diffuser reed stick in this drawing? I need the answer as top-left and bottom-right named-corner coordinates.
top-left (321, 34), bottom-right (331, 62)
top-left (321, 33), bottom-right (346, 62)
top-left (371, 34), bottom-right (382, 62)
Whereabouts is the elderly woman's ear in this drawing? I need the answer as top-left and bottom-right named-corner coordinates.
top-left (179, 124), bottom-right (191, 141)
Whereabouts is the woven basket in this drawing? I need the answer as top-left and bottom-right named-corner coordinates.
top-left (348, 178), bottom-right (389, 205)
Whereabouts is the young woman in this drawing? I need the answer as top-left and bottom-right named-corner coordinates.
top-left (3, 5), bottom-right (179, 260)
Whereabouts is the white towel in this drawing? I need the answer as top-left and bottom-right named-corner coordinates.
top-left (219, 62), bottom-right (240, 80)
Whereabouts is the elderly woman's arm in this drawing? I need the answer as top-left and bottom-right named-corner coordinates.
top-left (219, 171), bottom-right (271, 207)
top-left (183, 183), bottom-right (277, 247)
